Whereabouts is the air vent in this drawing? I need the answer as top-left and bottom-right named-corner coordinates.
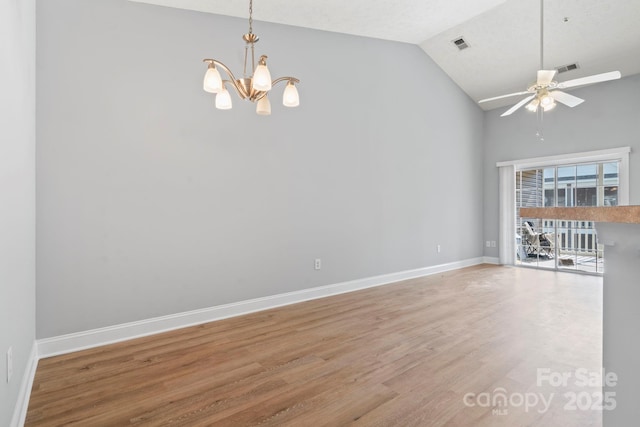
top-left (555, 63), bottom-right (580, 74)
top-left (452, 37), bottom-right (469, 51)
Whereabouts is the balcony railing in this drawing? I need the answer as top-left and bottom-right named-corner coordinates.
top-left (518, 219), bottom-right (604, 273)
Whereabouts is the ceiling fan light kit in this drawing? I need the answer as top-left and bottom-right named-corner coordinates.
top-left (537, 90), bottom-right (556, 111)
top-left (202, 0), bottom-right (300, 115)
top-left (479, 0), bottom-right (621, 118)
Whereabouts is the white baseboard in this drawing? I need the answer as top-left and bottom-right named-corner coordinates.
top-left (37, 257), bottom-right (488, 358)
top-left (482, 256), bottom-right (500, 265)
top-left (10, 341), bottom-right (38, 427)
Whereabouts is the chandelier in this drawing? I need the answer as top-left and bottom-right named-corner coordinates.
top-left (202, 0), bottom-right (300, 115)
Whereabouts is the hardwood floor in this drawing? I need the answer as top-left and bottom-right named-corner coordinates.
top-left (26, 265), bottom-right (603, 426)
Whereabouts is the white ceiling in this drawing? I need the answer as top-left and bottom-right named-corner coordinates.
top-left (132, 0), bottom-right (640, 111)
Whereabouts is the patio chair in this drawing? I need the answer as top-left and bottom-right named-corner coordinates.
top-left (522, 221), bottom-right (555, 258)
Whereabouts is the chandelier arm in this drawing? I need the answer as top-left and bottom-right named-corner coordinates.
top-left (271, 77), bottom-right (300, 86)
top-left (253, 77), bottom-right (300, 102)
top-left (204, 59), bottom-right (249, 99)
top-left (220, 80), bottom-right (247, 100)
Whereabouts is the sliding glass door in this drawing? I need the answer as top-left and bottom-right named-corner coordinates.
top-left (516, 161), bottom-right (619, 274)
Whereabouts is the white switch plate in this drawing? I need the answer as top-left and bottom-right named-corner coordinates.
top-left (486, 241), bottom-right (491, 247)
top-left (7, 347), bottom-right (13, 383)
top-left (437, 244), bottom-right (441, 253)
top-left (491, 241), bottom-right (497, 248)
top-left (314, 258), bottom-right (321, 270)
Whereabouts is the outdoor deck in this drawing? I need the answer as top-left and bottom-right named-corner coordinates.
top-left (517, 253), bottom-right (603, 274)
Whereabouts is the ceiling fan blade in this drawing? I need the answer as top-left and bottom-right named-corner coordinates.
top-left (550, 91), bottom-right (584, 108)
top-left (537, 70), bottom-right (557, 86)
top-left (501, 95), bottom-right (536, 117)
top-left (478, 91), bottom-right (531, 104)
top-left (557, 71), bottom-right (621, 89)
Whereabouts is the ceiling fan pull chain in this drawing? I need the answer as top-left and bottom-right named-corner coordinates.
top-left (536, 108), bottom-right (545, 142)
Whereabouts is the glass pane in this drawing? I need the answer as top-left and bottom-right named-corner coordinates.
top-left (576, 187), bottom-right (598, 206)
top-left (517, 218), bottom-right (554, 269)
top-left (603, 162), bottom-right (619, 186)
top-left (576, 187), bottom-right (597, 206)
top-left (604, 187), bottom-right (619, 206)
top-left (557, 188), bottom-right (566, 207)
top-left (543, 168), bottom-right (555, 206)
top-left (557, 166), bottom-right (576, 207)
top-left (520, 170), bottom-right (542, 207)
top-left (543, 168), bottom-right (555, 183)
top-left (577, 164), bottom-right (597, 188)
top-left (544, 189), bottom-right (555, 207)
top-left (556, 220), bottom-right (603, 273)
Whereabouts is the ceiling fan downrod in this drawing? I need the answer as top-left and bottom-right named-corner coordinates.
top-left (540, 0), bottom-right (544, 70)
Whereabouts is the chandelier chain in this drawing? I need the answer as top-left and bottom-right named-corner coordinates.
top-left (249, 0), bottom-right (253, 35)
top-left (244, 0), bottom-right (254, 77)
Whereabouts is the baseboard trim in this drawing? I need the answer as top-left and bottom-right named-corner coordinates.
top-left (482, 256), bottom-right (500, 265)
top-left (10, 341), bottom-right (38, 427)
top-left (38, 257), bottom-right (487, 358)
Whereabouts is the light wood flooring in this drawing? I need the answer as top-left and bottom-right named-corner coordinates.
top-left (26, 265), bottom-right (602, 426)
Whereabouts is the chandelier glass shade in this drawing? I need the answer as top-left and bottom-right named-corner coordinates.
top-left (202, 0), bottom-right (299, 115)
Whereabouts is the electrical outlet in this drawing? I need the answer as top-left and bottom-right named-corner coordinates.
top-left (314, 258), bottom-right (321, 270)
top-left (491, 241), bottom-right (497, 248)
top-left (7, 347), bottom-right (13, 383)
top-left (437, 244), bottom-right (441, 253)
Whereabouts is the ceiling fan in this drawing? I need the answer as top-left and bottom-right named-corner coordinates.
top-left (479, 0), bottom-right (621, 117)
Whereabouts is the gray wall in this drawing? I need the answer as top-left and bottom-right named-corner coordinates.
top-left (483, 74), bottom-right (640, 259)
top-left (0, 0), bottom-right (36, 424)
top-left (36, 0), bottom-right (485, 338)
top-left (598, 222), bottom-right (640, 425)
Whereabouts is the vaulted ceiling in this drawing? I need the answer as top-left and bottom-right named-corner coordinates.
top-left (131, 0), bottom-right (640, 111)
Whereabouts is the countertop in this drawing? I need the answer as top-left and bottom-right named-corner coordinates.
top-left (519, 206), bottom-right (640, 224)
